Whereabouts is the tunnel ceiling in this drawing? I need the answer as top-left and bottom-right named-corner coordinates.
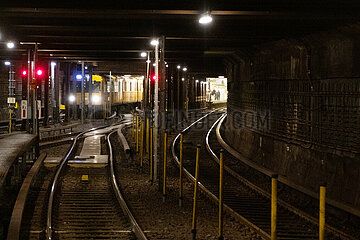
top-left (0, 1), bottom-right (360, 72)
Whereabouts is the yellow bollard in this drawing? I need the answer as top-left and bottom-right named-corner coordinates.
top-left (9, 109), bottom-right (12, 134)
top-left (140, 120), bottom-right (144, 167)
top-left (146, 118), bottom-right (149, 154)
top-left (136, 115), bottom-right (139, 152)
top-left (218, 149), bottom-right (224, 240)
top-left (163, 131), bottom-right (168, 201)
top-left (271, 174), bottom-right (278, 240)
top-left (179, 133), bottom-right (183, 207)
top-left (319, 185), bottom-right (326, 240)
top-left (150, 126), bottom-right (153, 182)
top-left (132, 111), bottom-right (136, 138)
top-left (191, 144), bottom-right (201, 240)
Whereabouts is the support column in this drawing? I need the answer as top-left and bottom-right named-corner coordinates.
top-left (81, 62), bottom-right (85, 124)
top-left (88, 65), bottom-right (92, 119)
top-left (54, 63), bottom-right (60, 122)
top-left (44, 62), bottom-right (50, 126)
top-left (65, 63), bottom-right (70, 122)
top-left (71, 63), bottom-right (77, 119)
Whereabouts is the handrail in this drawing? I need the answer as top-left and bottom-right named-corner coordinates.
top-left (170, 110), bottom-right (270, 240)
top-left (216, 114), bottom-right (360, 219)
top-left (107, 128), bottom-right (148, 240)
top-left (46, 125), bottom-right (110, 240)
top-left (7, 153), bottom-right (47, 240)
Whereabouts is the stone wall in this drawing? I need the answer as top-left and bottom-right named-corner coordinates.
top-left (225, 23), bottom-right (360, 210)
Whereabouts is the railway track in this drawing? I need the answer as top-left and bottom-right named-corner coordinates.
top-left (171, 110), bottom-right (355, 240)
top-left (45, 120), bottom-right (147, 239)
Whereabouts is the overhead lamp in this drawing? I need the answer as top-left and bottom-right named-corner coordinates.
top-left (4, 61), bottom-right (11, 66)
top-left (51, 61), bottom-right (56, 67)
top-left (76, 74), bottom-right (82, 80)
top-left (92, 95), bottom-right (100, 104)
top-left (153, 63), bottom-right (156, 67)
top-left (6, 41), bottom-right (15, 49)
top-left (195, 80), bottom-right (199, 83)
top-left (199, 13), bottom-right (213, 24)
top-left (146, 59), bottom-right (151, 64)
top-left (69, 95), bottom-right (76, 103)
top-left (181, 77), bottom-right (185, 81)
top-left (183, 67), bottom-right (187, 72)
top-left (177, 65), bottom-right (181, 69)
top-left (85, 66), bottom-right (88, 70)
top-left (140, 52), bottom-right (147, 57)
top-left (150, 39), bottom-right (159, 46)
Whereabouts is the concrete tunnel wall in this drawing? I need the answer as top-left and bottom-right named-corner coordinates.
top-left (224, 23), bottom-right (360, 210)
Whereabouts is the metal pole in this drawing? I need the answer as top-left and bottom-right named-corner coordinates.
top-left (136, 115), bottom-right (139, 152)
top-left (146, 117), bottom-right (149, 154)
top-left (109, 71), bottom-right (112, 115)
top-left (32, 43), bottom-right (38, 135)
top-left (162, 131), bottom-right (167, 202)
top-left (140, 120), bottom-right (144, 167)
top-left (89, 66), bottom-right (92, 119)
top-left (191, 144), bottom-right (201, 240)
top-left (319, 185), bottom-right (326, 240)
top-left (150, 126), bottom-right (153, 182)
top-left (218, 149), bottom-right (224, 240)
top-left (177, 68), bottom-right (180, 123)
top-left (144, 53), bottom-right (150, 110)
top-left (26, 49), bottom-right (31, 132)
top-left (154, 42), bottom-right (159, 185)
top-left (81, 62), bottom-right (85, 124)
top-left (271, 174), bottom-right (278, 240)
top-left (179, 133), bottom-right (183, 207)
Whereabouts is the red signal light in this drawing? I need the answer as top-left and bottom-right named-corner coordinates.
top-left (151, 74), bottom-right (157, 82)
top-left (22, 70), bottom-right (27, 76)
top-left (36, 69), bottom-right (43, 76)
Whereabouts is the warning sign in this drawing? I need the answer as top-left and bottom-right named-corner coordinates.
top-left (21, 100), bottom-right (27, 119)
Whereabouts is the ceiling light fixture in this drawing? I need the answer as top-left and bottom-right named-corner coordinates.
top-left (199, 13), bottom-right (213, 24)
top-left (7, 41), bottom-right (15, 49)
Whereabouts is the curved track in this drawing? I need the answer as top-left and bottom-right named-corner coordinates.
top-left (172, 110), bottom-right (355, 240)
top-left (45, 120), bottom-right (147, 240)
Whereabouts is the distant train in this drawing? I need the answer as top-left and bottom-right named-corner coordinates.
top-left (71, 74), bottom-right (143, 106)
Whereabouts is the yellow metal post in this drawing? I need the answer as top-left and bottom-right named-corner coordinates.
top-left (319, 185), bottom-right (326, 240)
top-left (179, 133), bottom-right (183, 207)
top-left (150, 126), bottom-right (153, 182)
top-left (163, 131), bottom-right (167, 201)
top-left (9, 109), bottom-right (12, 134)
top-left (191, 144), bottom-right (201, 240)
top-left (271, 174), bottom-right (278, 240)
top-left (140, 120), bottom-right (144, 167)
top-left (218, 150), bottom-right (224, 240)
top-left (146, 117), bottom-right (149, 154)
top-left (136, 115), bottom-right (139, 152)
top-left (132, 111), bottom-right (136, 138)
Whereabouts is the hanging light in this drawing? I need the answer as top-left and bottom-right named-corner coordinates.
top-left (199, 13), bottom-right (213, 24)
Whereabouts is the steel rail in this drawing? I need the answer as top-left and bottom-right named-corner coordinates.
top-left (7, 153), bottom-right (47, 240)
top-left (108, 126), bottom-right (148, 240)
top-left (45, 123), bottom-right (116, 240)
top-left (216, 114), bottom-right (360, 220)
top-left (171, 110), bottom-right (270, 240)
top-left (207, 114), bottom-right (356, 240)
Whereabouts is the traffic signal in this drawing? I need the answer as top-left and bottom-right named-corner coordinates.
top-left (22, 70), bottom-right (27, 77)
top-left (36, 69), bottom-right (43, 77)
top-left (151, 74), bottom-right (157, 83)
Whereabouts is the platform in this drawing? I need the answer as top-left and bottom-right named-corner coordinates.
top-left (71, 135), bottom-right (108, 168)
top-left (0, 133), bottom-right (38, 188)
